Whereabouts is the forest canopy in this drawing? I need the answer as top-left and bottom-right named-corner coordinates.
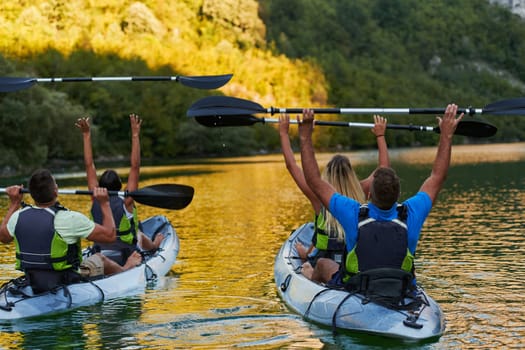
top-left (0, 0), bottom-right (523, 175)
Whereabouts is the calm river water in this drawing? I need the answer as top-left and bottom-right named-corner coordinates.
top-left (0, 142), bottom-right (524, 349)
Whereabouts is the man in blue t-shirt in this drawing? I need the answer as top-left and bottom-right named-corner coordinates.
top-left (297, 104), bottom-right (464, 284)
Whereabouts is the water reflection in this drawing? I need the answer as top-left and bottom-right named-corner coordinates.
top-left (414, 151), bottom-right (525, 348)
top-left (138, 314), bottom-right (325, 348)
top-left (0, 297), bottom-right (144, 349)
top-left (0, 143), bottom-right (523, 348)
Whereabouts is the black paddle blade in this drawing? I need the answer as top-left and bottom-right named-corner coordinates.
top-left (187, 95), bottom-right (266, 117)
top-left (188, 95), bottom-right (267, 126)
top-left (178, 74), bottom-right (233, 89)
top-left (436, 119), bottom-right (497, 138)
top-left (0, 77), bottom-right (37, 92)
top-left (128, 184), bottom-right (194, 210)
top-left (483, 97), bottom-right (525, 115)
top-left (194, 114), bottom-right (264, 127)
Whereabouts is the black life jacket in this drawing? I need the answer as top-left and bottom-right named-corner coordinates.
top-left (343, 204), bottom-right (414, 282)
top-left (14, 203), bottom-right (81, 272)
top-left (339, 205), bottom-right (417, 307)
top-left (91, 196), bottom-right (138, 265)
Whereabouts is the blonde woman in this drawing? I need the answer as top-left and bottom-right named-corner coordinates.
top-left (279, 114), bottom-right (389, 280)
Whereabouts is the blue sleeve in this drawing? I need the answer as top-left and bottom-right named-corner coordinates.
top-left (404, 192), bottom-right (433, 254)
top-left (329, 193), bottom-right (360, 251)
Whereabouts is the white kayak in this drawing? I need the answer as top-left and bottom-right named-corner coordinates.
top-left (274, 222), bottom-right (445, 340)
top-left (0, 215), bottom-right (179, 321)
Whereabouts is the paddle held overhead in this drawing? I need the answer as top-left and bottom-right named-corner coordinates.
top-left (0, 74), bottom-right (233, 92)
top-left (187, 95), bottom-right (525, 117)
top-left (187, 96), bottom-right (497, 138)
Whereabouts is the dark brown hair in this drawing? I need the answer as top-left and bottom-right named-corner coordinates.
top-left (370, 167), bottom-right (400, 209)
top-left (28, 169), bottom-right (57, 204)
top-left (99, 170), bottom-right (122, 191)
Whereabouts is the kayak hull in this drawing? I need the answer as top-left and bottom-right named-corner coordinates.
top-left (0, 215), bottom-right (178, 321)
top-left (274, 222), bottom-right (445, 340)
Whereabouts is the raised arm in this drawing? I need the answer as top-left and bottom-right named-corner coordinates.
top-left (75, 117), bottom-right (98, 191)
top-left (298, 109), bottom-right (336, 209)
top-left (360, 115), bottom-right (390, 196)
top-left (419, 104), bottom-right (464, 204)
top-left (124, 114), bottom-right (142, 209)
top-left (279, 113), bottom-right (321, 214)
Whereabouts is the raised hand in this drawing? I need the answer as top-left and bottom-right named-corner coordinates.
top-left (437, 104), bottom-right (464, 138)
top-left (371, 114), bottom-right (387, 137)
top-left (129, 114), bottom-right (142, 137)
top-left (75, 117), bottom-right (91, 133)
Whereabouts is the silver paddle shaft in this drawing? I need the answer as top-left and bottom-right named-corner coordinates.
top-left (261, 118), bottom-right (435, 132)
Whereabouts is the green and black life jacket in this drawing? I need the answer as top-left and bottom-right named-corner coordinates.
top-left (91, 196), bottom-right (138, 246)
top-left (313, 207), bottom-right (345, 263)
top-left (91, 196), bottom-right (138, 264)
top-left (342, 204), bottom-right (414, 283)
top-left (13, 203), bottom-right (81, 272)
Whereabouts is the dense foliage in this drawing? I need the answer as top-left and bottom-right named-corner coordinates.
top-left (261, 0), bottom-right (525, 147)
top-left (0, 0), bottom-right (523, 175)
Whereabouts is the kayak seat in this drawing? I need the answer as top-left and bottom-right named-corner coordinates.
top-left (25, 269), bottom-right (81, 294)
top-left (344, 268), bottom-right (417, 309)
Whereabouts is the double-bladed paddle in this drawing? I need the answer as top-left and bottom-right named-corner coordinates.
top-left (187, 96), bottom-right (498, 138)
top-left (0, 184), bottom-right (194, 210)
top-left (187, 95), bottom-right (525, 116)
top-left (0, 74), bottom-right (233, 92)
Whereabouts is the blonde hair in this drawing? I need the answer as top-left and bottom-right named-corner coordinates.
top-left (321, 154), bottom-right (365, 242)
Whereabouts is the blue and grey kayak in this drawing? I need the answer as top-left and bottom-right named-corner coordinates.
top-left (0, 215), bottom-right (179, 321)
top-left (274, 222), bottom-right (445, 340)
